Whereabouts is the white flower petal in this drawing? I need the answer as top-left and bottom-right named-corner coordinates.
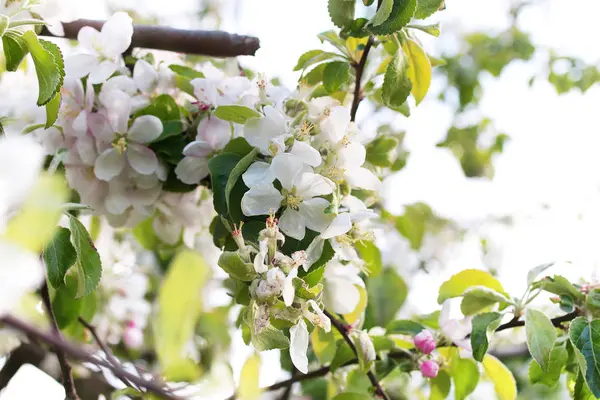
top-left (190, 78), bottom-right (218, 105)
top-left (153, 217), bottom-right (182, 245)
top-left (305, 236), bottom-right (325, 271)
top-left (105, 188), bottom-right (130, 215)
top-left (324, 279), bottom-right (360, 315)
top-left (75, 135), bottom-right (97, 165)
top-left (99, 90), bottom-right (132, 133)
top-left (242, 161), bottom-right (274, 187)
top-left (241, 183), bottom-right (283, 216)
top-left (279, 208), bottom-right (306, 240)
top-left (307, 300), bottom-right (331, 332)
top-left (133, 59), bottom-right (158, 93)
top-left (71, 111), bottom-right (88, 136)
top-left (271, 153), bottom-right (304, 190)
top-left (321, 213), bottom-right (352, 239)
top-left (0, 241), bottom-right (44, 316)
top-left (126, 143), bottom-right (158, 175)
top-left (345, 167), bottom-right (381, 191)
top-left (289, 320), bottom-right (309, 374)
top-left (320, 106), bottom-right (350, 144)
top-left (338, 141), bottom-right (366, 167)
top-left (182, 141), bottom-right (213, 158)
top-left (283, 268), bottom-right (298, 307)
top-left (244, 106), bottom-right (286, 155)
top-left (196, 117), bottom-right (231, 150)
top-left (174, 156), bottom-right (209, 185)
top-left (298, 197), bottom-right (332, 233)
top-left (77, 26), bottom-right (101, 52)
top-left (295, 173), bottom-right (334, 199)
top-left (94, 148), bottom-right (125, 181)
top-left (290, 141), bottom-right (321, 167)
top-left (88, 113), bottom-right (114, 143)
top-left (100, 12), bottom-right (134, 57)
top-left (128, 115), bottom-right (163, 143)
top-left (65, 54), bottom-right (97, 79)
top-left (103, 75), bottom-right (137, 95)
top-left (88, 60), bottom-right (119, 84)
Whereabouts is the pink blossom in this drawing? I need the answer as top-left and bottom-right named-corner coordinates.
top-left (420, 360), bottom-right (439, 378)
top-left (414, 329), bottom-right (436, 354)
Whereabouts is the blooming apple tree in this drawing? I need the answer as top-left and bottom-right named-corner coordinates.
top-left (0, 0), bottom-right (598, 399)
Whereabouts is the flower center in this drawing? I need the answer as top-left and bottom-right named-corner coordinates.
top-left (298, 121), bottom-right (313, 138)
top-left (283, 189), bottom-right (302, 210)
top-left (112, 135), bottom-right (128, 154)
top-left (325, 166), bottom-right (345, 183)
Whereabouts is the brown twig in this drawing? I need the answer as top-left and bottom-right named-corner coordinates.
top-left (324, 310), bottom-right (391, 400)
top-left (40, 20), bottom-right (260, 58)
top-left (40, 283), bottom-right (80, 400)
top-left (493, 311), bottom-right (578, 333)
top-left (0, 314), bottom-right (181, 400)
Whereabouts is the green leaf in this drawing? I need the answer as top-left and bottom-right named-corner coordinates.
top-left (482, 355), bottom-right (517, 400)
top-left (460, 287), bottom-right (511, 316)
top-left (364, 268), bottom-right (407, 328)
top-left (45, 92), bottom-right (61, 128)
top-left (328, 0), bottom-right (355, 28)
top-left (525, 309), bottom-right (558, 372)
top-left (407, 23), bottom-right (441, 37)
top-left (368, 0), bottom-right (417, 35)
top-left (214, 105), bottom-right (262, 124)
top-left (382, 48), bottom-right (412, 110)
top-left (586, 289), bottom-right (600, 316)
top-left (223, 137), bottom-right (254, 157)
top-left (169, 64), bottom-right (204, 79)
top-left (311, 327), bottom-right (337, 365)
top-left (68, 214), bottom-right (102, 298)
top-left (569, 317), bottom-right (600, 397)
top-left (208, 152), bottom-right (243, 217)
top-left (414, 0), bottom-right (444, 19)
top-left (218, 251), bottom-right (257, 281)
top-left (529, 344), bottom-right (568, 387)
top-left (527, 262), bottom-right (554, 286)
top-left (402, 38), bottom-right (431, 105)
top-left (43, 227), bottom-right (77, 289)
top-left (253, 324), bottom-right (290, 351)
top-left (135, 94), bottom-right (180, 120)
top-left (533, 275), bottom-right (584, 301)
top-left (331, 393), bottom-right (372, 400)
top-left (451, 357), bottom-right (479, 400)
top-left (386, 319), bottom-right (425, 336)
top-left (22, 31), bottom-right (64, 106)
top-left (301, 63), bottom-right (327, 86)
top-left (429, 370), bottom-right (451, 400)
top-left (155, 250), bottom-right (210, 381)
top-left (317, 31), bottom-right (348, 54)
top-left (51, 275), bottom-right (83, 329)
top-left (370, 0), bottom-right (394, 26)
top-left (152, 120), bottom-right (185, 143)
top-left (355, 240), bottom-right (382, 277)
top-left (575, 371), bottom-right (596, 400)
top-left (225, 148), bottom-right (258, 217)
top-left (323, 61), bottom-right (350, 93)
top-left (239, 354), bottom-right (261, 400)
top-left (295, 50), bottom-right (342, 71)
top-left (470, 312), bottom-right (502, 362)
top-left (437, 269), bottom-right (505, 304)
top-left (366, 136), bottom-right (399, 167)
top-left (3, 31), bottom-right (29, 72)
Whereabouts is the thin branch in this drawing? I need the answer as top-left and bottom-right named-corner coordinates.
top-left (278, 366), bottom-right (297, 400)
top-left (493, 311), bottom-right (578, 333)
top-left (40, 283), bottom-right (80, 400)
top-left (0, 314), bottom-right (182, 400)
top-left (77, 317), bottom-right (139, 391)
top-left (324, 310), bottom-right (391, 400)
top-left (40, 20), bottom-right (260, 58)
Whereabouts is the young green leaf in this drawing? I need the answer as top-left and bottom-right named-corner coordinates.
top-left (407, 23), bottom-right (440, 37)
top-left (218, 251), bottom-right (257, 281)
top-left (368, 0), bottom-right (417, 35)
top-left (239, 354), bottom-right (261, 400)
top-left (68, 215), bottom-right (102, 298)
top-left (369, 0), bottom-right (394, 26)
top-left (225, 148), bottom-right (258, 214)
top-left (294, 49), bottom-right (341, 71)
top-left (402, 38), bottom-right (432, 105)
top-left (51, 275), bottom-right (83, 329)
top-left (328, 0), bottom-right (355, 29)
top-left (569, 317), bottom-right (600, 397)
top-left (3, 31), bottom-right (29, 72)
top-left (529, 344), bottom-right (568, 387)
top-left (482, 355), bottom-right (517, 400)
top-left (429, 370), bottom-right (451, 400)
top-left (460, 287), bottom-right (511, 316)
top-left (525, 309), bottom-right (557, 372)
top-left (364, 268), bottom-right (407, 328)
top-left (414, 0), bottom-right (444, 19)
top-left (45, 92), bottom-right (61, 128)
top-left (155, 250), bottom-right (210, 381)
top-left (43, 227), bottom-right (77, 289)
top-left (22, 31), bottom-right (64, 106)
top-left (382, 48), bottom-right (412, 110)
top-left (366, 136), bottom-right (399, 167)
top-left (323, 61), bottom-right (350, 93)
top-left (526, 262), bottom-right (554, 286)
top-left (214, 105), bottom-right (262, 124)
top-left (437, 269), bottom-right (505, 304)
top-left (208, 153), bottom-right (243, 217)
top-left (311, 327), bottom-right (337, 365)
top-left (168, 64), bottom-right (205, 79)
top-left (355, 240), bottom-right (382, 277)
top-left (385, 319), bottom-right (425, 336)
top-left (470, 312), bottom-right (502, 362)
top-left (451, 357), bottom-right (479, 400)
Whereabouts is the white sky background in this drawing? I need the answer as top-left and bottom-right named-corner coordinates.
top-left (24, 0), bottom-right (600, 396)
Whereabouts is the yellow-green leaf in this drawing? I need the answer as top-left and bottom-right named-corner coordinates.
top-left (482, 355), bottom-right (517, 400)
top-left (4, 174), bottom-right (68, 252)
top-left (344, 285), bottom-right (368, 324)
top-left (154, 250), bottom-right (211, 381)
top-left (311, 327), bottom-right (337, 365)
top-left (402, 38), bottom-right (431, 105)
top-left (239, 354), bottom-right (261, 400)
top-left (525, 309), bottom-right (557, 372)
top-left (437, 269), bottom-right (505, 304)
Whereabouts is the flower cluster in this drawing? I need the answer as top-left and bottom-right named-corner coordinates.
top-left (414, 329), bottom-right (440, 378)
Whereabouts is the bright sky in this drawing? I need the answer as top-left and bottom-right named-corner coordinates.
top-left (15, 0), bottom-right (600, 397)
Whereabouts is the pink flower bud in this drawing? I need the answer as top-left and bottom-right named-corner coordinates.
top-left (123, 324), bottom-right (144, 350)
top-left (414, 330), bottom-right (436, 354)
top-left (420, 360), bottom-right (439, 378)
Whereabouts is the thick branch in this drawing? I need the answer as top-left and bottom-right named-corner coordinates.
top-left (324, 310), bottom-right (391, 400)
top-left (0, 315), bottom-right (181, 400)
top-left (40, 283), bottom-right (80, 400)
top-left (40, 20), bottom-right (260, 58)
top-left (350, 37), bottom-right (374, 122)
